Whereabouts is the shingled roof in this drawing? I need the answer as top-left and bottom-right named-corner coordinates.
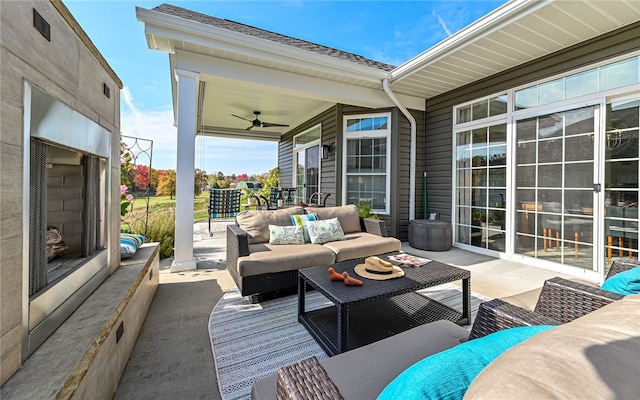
top-left (153, 3), bottom-right (396, 72)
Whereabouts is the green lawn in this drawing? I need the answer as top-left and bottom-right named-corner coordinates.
top-left (130, 191), bottom-right (255, 222)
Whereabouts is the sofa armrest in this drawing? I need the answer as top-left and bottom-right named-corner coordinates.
top-left (276, 356), bottom-right (344, 400)
top-left (362, 218), bottom-right (388, 237)
top-left (468, 299), bottom-right (558, 340)
top-left (607, 258), bottom-right (639, 279)
top-left (534, 277), bottom-right (623, 324)
top-left (226, 224), bottom-right (250, 268)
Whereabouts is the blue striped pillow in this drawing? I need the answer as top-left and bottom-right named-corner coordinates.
top-left (290, 213), bottom-right (317, 242)
top-left (120, 237), bottom-right (138, 259)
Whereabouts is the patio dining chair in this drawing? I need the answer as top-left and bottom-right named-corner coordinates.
top-left (307, 192), bottom-right (331, 207)
top-left (208, 188), bottom-right (242, 236)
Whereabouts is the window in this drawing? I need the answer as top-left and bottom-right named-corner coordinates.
top-left (343, 113), bottom-right (391, 214)
top-left (515, 55), bottom-right (640, 110)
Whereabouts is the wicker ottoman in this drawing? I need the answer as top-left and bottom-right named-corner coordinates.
top-left (409, 220), bottom-right (452, 251)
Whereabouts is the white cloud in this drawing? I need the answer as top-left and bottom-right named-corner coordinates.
top-left (121, 87), bottom-right (177, 171)
top-left (433, 11), bottom-right (452, 36)
top-left (120, 86), bottom-right (277, 175)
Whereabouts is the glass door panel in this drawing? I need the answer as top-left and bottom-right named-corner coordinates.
top-left (604, 98), bottom-right (640, 266)
top-left (305, 146), bottom-right (319, 202)
top-left (514, 106), bottom-right (596, 270)
top-left (295, 145), bottom-right (320, 204)
top-left (455, 124), bottom-right (507, 251)
top-left (296, 151), bottom-right (305, 203)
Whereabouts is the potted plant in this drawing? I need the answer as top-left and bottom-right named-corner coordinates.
top-left (357, 203), bottom-right (388, 236)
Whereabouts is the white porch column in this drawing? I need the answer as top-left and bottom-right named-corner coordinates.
top-left (171, 69), bottom-right (199, 272)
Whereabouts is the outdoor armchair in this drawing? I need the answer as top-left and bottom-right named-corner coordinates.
top-left (501, 257), bottom-right (636, 314)
top-left (257, 273), bottom-right (630, 400)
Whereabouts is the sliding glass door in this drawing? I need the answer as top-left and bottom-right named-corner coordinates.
top-left (514, 105), bottom-right (597, 270)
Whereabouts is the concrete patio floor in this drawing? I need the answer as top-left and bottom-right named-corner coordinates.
top-left (114, 220), bottom-right (580, 399)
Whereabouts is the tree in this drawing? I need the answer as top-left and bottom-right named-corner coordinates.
top-left (236, 173), bottom-right (249, 182)
top-left (150, 167), bottom-right (160, 192)
top-left (260, 167), bottom-right (279, 196)
top-left (194, 168), bottom-right (208, 196)
top-left (157, 170), bottom-right (176, 199)
top-left (133, 165), bottom-right (150, 192)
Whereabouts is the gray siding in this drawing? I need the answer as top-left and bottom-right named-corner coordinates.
top-left (424, 22), bottom-right (640, 223)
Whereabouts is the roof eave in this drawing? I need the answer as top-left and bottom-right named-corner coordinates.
top-left (390, 0), bottom-right (551, 82)
top-left (136, 7), bottom-right (391, 85)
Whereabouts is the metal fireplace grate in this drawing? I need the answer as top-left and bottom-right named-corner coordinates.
top-left (30, 138), bottom-right (48, 295)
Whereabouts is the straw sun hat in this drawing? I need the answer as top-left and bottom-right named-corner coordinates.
top-left (354, 256), bottom-right (405, 280)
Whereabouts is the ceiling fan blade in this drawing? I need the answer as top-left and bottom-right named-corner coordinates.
top-left (245, 125), bottom-right (254, 130)
top-left (261, 122), bottom-right (290, 128)
top-left (232, 114), bottom-right (253, 122)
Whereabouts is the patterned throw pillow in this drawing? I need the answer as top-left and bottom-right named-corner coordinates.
top-left (290, 213), bottom-right (318, 242)
top-left (268, 225), bottom-right (305, 245)
top-left (306, 217), bottom-right (346, 244)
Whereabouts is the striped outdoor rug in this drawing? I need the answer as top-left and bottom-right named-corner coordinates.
top-left (208, 283), bottom-right (491, 400)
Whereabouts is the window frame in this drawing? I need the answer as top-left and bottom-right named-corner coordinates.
top-left (342, 112), bottom-right (392, 214)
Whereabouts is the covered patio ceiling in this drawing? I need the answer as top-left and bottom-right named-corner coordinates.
top-left (137, 0), bottom-right (640, 142)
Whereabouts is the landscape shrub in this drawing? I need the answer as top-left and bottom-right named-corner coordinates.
top-left (131, 208), bottom-right (175, 259)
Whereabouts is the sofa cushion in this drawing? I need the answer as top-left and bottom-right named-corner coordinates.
top-left (306, 218), bottom-right (346, 244)
top-left (378, 325), bottom-right (554, 400)
top-left (236, 206), bottom-right (305, 244)
top-left (237, 243), bottom-right (336, 277)
top-left (323, 232), bottom-right (401, 263)
top-left (601, 266), bottom-right (640, 295)
top-left (307, 204), bottom-right (362, 234)
top-left (268, 225), bottom-right (305, 245)
top-left (251, 320), bottom-right (471, 400)
top-left (465, 294), bottom-right (640, 399)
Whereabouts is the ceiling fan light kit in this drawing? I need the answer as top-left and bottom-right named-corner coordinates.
top-left (231, 111), bottom-right (290, 130)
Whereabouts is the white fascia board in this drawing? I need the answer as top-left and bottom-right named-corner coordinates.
top-left (390, 0), bottom-right (552, 82)
top-left (137, 7), bottom-right (390, 85)
top-left (176, 50), bottom-right (404, 109)
top-left (200, 126), bottom-right (282, 142)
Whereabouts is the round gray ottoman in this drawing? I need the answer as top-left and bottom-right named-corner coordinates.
top-left (409, 220), bottom-right (452, 251)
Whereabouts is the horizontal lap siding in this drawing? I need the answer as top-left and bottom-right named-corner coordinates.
top-left (424, 22), bottom-right (640, 223)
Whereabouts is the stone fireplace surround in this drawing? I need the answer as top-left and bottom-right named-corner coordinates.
top-left (1, 0), bottom-right (123, 385)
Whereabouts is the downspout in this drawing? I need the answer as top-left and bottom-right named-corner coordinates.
top-left (382, 79), bottom-right (416, 221)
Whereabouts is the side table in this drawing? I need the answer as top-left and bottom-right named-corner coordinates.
top-left (409, 219), bottom-right (452, 251)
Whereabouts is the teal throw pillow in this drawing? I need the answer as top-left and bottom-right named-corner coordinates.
top-left (120, 237), bottom-right (138, 259)
top-left (268, 225), bottom-right (305, 245)
top-left (290, 213), bottom-right (317, 242)
top-left (306, 217), bottom-right (345, 244)
top-left (601, 265), bottom-right (640, 295)
top-left (377, 325), bottom-right (555, 400)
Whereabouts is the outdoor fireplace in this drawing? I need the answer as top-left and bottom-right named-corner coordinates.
top-left (25, 83), bottom-right (111, 357)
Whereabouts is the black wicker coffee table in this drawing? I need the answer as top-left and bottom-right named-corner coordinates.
top-left (298, 253), bottom-right (471, 356)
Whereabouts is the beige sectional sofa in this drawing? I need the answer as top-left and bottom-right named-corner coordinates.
top-left (226, 204), bottom-right (401, 302)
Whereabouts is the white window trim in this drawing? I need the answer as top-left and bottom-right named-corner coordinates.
top-left (342, 112), bottom-right (392, 214)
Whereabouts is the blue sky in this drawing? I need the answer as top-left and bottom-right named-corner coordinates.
top-left (65, 0), bottom-right (506, 175)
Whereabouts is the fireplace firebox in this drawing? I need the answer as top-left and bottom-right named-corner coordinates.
top-left (24, 83), bottom-right (112, 358)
